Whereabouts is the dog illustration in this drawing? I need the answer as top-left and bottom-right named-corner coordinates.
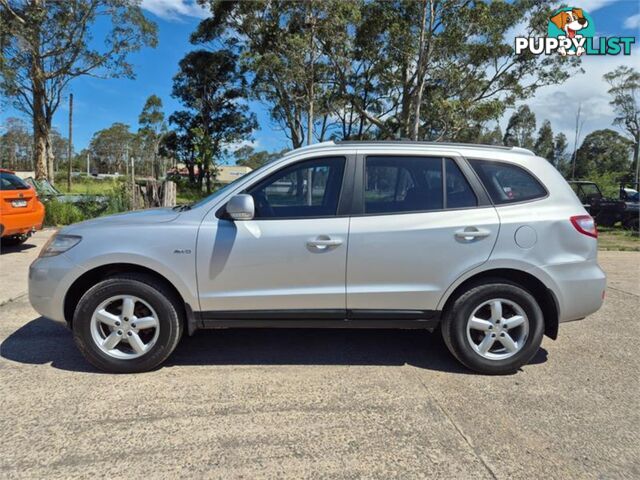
top-left (550, 8), bottom-right (588, 56)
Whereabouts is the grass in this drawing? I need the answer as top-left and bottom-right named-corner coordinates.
top-left (56, 178), bottom-right (122, 195)
top-left (598, 227), bottom-right (640, 252)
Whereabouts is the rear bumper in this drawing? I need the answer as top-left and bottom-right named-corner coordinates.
top-left (541, 259), bottom-right (606, 323)
top-left (1, 202), bottom-right (45, 237)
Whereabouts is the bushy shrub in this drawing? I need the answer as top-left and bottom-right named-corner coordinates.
top-left (577, 171), bottom-right (627, 198)
top-left (43, 181), bottom-right (132, 226)
top-left (44, 199), bottom-right (85, 226)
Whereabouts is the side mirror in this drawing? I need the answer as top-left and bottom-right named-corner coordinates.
top-left (226, 194), bottom-right (255, 221)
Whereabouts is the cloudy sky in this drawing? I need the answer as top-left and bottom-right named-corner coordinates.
top-left (1, 0), bottom-right (639, 160)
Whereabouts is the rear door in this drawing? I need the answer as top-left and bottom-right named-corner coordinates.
top-left (346, 153), bottom-right (499, 313)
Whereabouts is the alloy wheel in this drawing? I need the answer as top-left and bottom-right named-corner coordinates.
top-left (90, 295), bottom-right (160, 360)
top-left (465, 298), bottom-right (529, 360)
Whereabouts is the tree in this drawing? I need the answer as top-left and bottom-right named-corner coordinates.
top-left (553, 132), bottom-right (569, 176)
top-left (193, 1), bottom-right (348, 148)
top-left (138, 95), bottom-right (166, 179)
top-left (171, 49), bottom-right (257, 192)
top-left (0, 117), bottom-right (31, 170)
top-left (198, 1), bottom-right (576, 144)
top-left (0, 0), bottom-right (157, 180)
top-left (534, 120), bottom-right (555, 162)
top-left (574, 129), bottom-right (632, 178)
top-left (603, 66), bottom-right (640, 183)
top-left (88, 123), bottom-right (134, 174)
top-left (503, 105), bottom-right (536, 150)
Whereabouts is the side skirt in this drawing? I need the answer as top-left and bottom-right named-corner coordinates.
top-left (195, 309), bottom-right (441, 331)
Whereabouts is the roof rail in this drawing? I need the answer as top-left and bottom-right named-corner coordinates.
top-left (287, 140), bottom-right (536, 156)
top-left (333, 139), bottom-right (535, 155)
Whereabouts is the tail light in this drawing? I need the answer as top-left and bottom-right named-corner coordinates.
top-left (570, 215), bottom-right (598, 238)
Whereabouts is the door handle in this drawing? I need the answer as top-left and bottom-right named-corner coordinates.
top-left (455, 227), bottom-right (490, 241)
top-left (307, 236), bottom-right (343, 249)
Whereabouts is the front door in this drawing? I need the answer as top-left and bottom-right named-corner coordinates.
top-left (197, 156), bottom-right (350, 313)
top-left (346, 154), bottom-right (500, 313)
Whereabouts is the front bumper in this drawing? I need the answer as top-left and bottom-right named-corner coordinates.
top-left (29, 253), bottom-right (83, 325)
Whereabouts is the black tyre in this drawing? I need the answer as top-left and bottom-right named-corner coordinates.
top-left (441, 280), bottom-right (544, 375)
top-left (73, 274), bottom-right (183, 373)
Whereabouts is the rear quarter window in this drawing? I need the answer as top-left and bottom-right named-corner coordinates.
top-left (469, 159), bottom-right (546, 204)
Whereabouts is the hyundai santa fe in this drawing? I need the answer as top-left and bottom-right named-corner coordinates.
top-left (29, 141), bottom-right (606, 374)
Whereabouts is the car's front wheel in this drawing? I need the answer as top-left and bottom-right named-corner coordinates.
top-left (441, 281), bottom-right (544, 374)
top-left (73, 274), bottom-right (183, 373)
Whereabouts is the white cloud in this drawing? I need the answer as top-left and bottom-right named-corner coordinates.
top-left (569, 0), bottom-right (620, 12)
top-left (624, 13), bottom-right (640, 30)
top-left (500, 50), bottom-right (640, 148)
top-left (141, 0), bottom-right (209, 21)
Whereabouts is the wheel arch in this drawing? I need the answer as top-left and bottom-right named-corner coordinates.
top-left (440, 268), bottom-right (559, 339)
top-left (64, 263), bottom-right (190, 330)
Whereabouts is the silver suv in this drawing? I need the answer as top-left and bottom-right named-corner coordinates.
top-left (29, 141), bottom-right (606, 374)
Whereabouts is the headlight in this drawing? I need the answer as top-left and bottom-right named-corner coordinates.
top-left (39, 234), bottom-right (82, 257)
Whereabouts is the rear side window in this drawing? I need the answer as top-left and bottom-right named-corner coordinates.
top-left (469, 159), bottom-right (546, 204)
top-left (364, 156), bottom-right (477, 214)
top-left (0, 172), bottom-right (29, 191)
top-left (365, 156), bottom-right (443, 213)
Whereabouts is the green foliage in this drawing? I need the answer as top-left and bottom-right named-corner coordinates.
top-left (504, 105), bottom-right (536, 149)
top-left (575, 129), bottom-right (633, 178)
top-left (603, 66), bottom-right (639, 180)
top-left (198, 0), bottom-right (577, 143)
top-left (170, 49), bottom-right (257, 191)
top-left (89, 123), bottom-right (134, 173)
top-left (233, 146), bottom-right (286, 169)
top-left (534, 120), bottom-right (554, 162)
top-left (138, 95), bottom-right (167, 179)
top-left (43, 199), bottom-right (86, 226)
top-left (43, 180), bottom-right (130, 226)
top-left (553, 133), bottom-right (569, 173)
top-left (576, 170), bottom-right (627, 199)
top-left (0, 0), bottom-right (158, 180)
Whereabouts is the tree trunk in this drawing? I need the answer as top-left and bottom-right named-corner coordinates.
top-left (410, 0), bottom-right (432, 141)
top-left (31, 78), bottom-right (48, 180)
top-left (30, 0), bottom-right (48, 180)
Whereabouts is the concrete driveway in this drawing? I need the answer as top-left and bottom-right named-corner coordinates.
top-left (0, 230), bottom-right (638, 479)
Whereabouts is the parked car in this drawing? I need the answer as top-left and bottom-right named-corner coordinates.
top-left (568, 181), bottom-right (627, 227)
top-left (23, 177), bottom-right (109, 208)
top-left (0, 169), bottom-right (45, 245)
top-left (619, 183), bottom-right (639, 231)
top-left (29, 141), bottom-right (606, 374)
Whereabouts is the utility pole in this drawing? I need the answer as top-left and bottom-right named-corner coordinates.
top-left (67, 93), bottom-right (73, 191)
top-left (86, 152), bottom-right (90, 176)
top-left (129, 146), bottom-right (136, 209)
top-left (571, 104), bottom-right (584, 180)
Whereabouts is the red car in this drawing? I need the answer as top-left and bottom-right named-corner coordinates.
top-left (0, 168), bottom-right (45, 245)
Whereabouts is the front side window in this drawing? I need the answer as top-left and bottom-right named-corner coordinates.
top-left (247, 157), bottom-right (345, 218)
top-left (469, 159), bottom-right (546, 204)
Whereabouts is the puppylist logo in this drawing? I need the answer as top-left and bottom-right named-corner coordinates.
top-left (515, 7), bottom-right (635, 57)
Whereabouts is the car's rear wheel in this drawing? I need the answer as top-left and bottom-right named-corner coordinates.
top-left (73, 274), bottom-right (183, 373)
top-left (441, 281), bottom-right (544, 374)
top-left (1, 234), bottom-right (30, 246)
